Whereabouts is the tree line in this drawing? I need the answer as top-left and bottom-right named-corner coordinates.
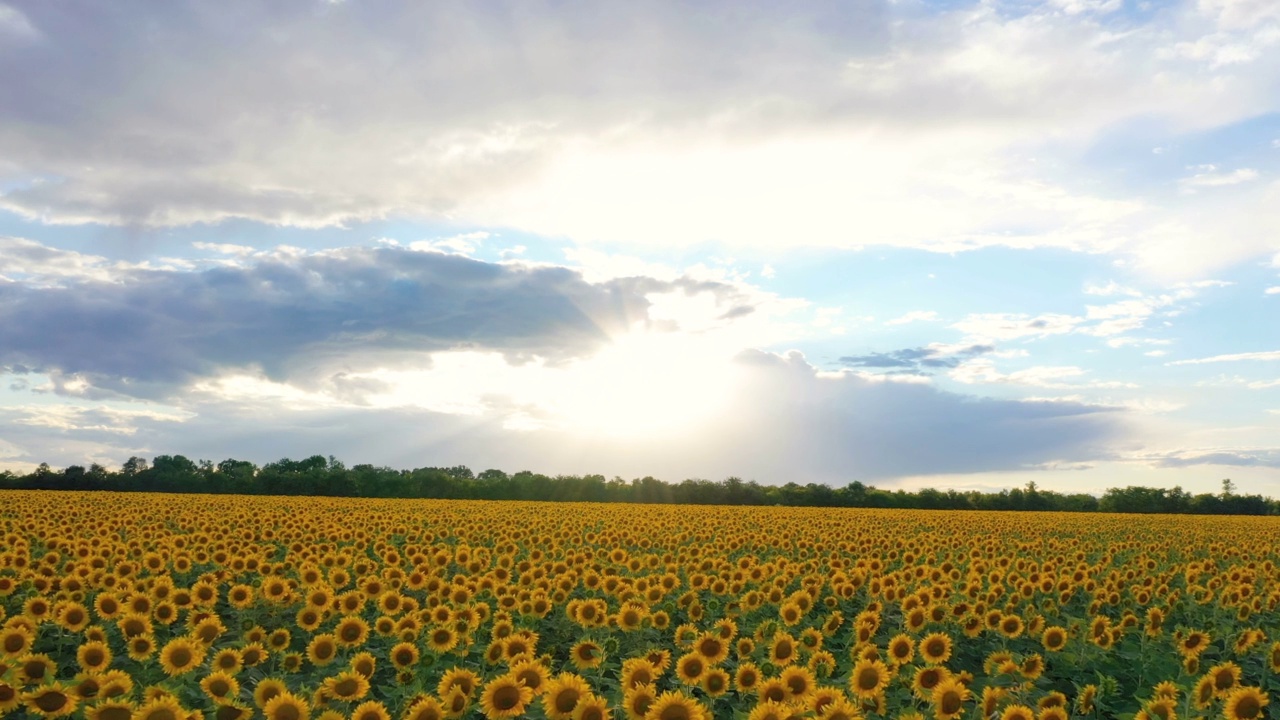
top-left (0, 455), bottom-right (1274, 514)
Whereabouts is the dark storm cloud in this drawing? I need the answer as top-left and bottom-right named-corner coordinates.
top-left (838, 344), bottom-right (994, 373)
top-left (0, 245), bottom-right (749, 397)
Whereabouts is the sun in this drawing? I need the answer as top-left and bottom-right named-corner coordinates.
top-left (547, 329), bottom-right (741, 439)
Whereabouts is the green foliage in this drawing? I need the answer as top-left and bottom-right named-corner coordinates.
top-left (1, 459), bottom-right (1276, 514)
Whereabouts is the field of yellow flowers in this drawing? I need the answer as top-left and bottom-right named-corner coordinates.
top-left (2, 491), bottom-right (1279, 720)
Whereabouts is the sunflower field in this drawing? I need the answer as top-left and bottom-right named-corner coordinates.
top-left (2, 492), bottom-right (1279, 720)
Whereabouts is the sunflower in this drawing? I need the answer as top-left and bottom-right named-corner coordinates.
top-left (197, 649), bottom-right (237, 676)
top-left (931, 677), bottom-right (970, 720)
top-left (15, 652), bottom-right (55, 686)
top-left (322, 670), bottom-right (370, 702)
top-left (478, 674), bottom-right (532, 720)
top-left (404, 697), bottom-right (446, 720)
top-left (571, 640), bottom-right (605, 670)
top-left (158, 636), bottom-right (205, 677)
top-left (623, 684), bottom-right (658, 720)
top-left (1208, 661), bottom-right (1243, 697)
top-left (779, 665), bottom-right (815, 701)
top-left (675, 652), bottom-right (707, 685)
top-left (130, 696), bottom-right (189, 720)
top-left (22, 682), bottom-right (77, 718)
top-left (240, 642), bottom-right (268, 667)
top-left (1193, 675), bottom-right (1217, 709)
top-left (919, 633), bottom-right (953, 664)
top-left (544, 673), bottom-right (593, 720)
top-left (511, 659), bottom-right (551, 696)
top-left (263, 691), bottom-right (310, 720)
top-left (426, 626), bottom-right (458, 654)
top-left (54, 602), bottom-right (90, 632)
top-left (254, 679), bottom-right (289, 709)
top-left (770, 632), bottom-right (798, 666)
top-left (999, 705), bottom-right (1035, 720)
top-left (642, 691), bottom-right (707, 720)
top-left (117, 613), bottom-right (152, 639)
top-left (334, 617), bottom-right (370, 648)
top-left (0, 625), bottom-right (34, 658)
top-left (199, 671), bottom-right (240, 703)
top-left (887, 634), bottom-right (914, 666)
top-left (912, 666), bottom-right (951, 701)
top-left (441, 686), bottom-right (470, 717)
top-left (438, 668), bottom-right (482, 699)
top-left (84, 700), bottom-right (135, 720)
top-left (736, 662), bottom-right (763, 693)
top-left (1179, 630), bottom-right (1211, 657)
top-left (306, 634), bottom-right (339, 667)
top-left (0, 681), bottom-right (19, 714)
top-left (97, 669), bottom-right (134, 700)
top-left (1040, 626), bottom-right (1067, 652)
top-left (571, 693), bottom-right (610, 720)
top-left (692, 633), bottom-right (730, 664)
top-left (848, 659), bottom-right (891, 700)
top-left (997, 615), bottom-right (1024, 639)
top-left (350, 700), bottom-right (391, 720)
top-left (816, 699), bottom-right (861, 720)
top-left (389, 641), bottom-right (419, 670)
top-left (1037, 708), bottom-right (1069, 720)
top-left (1020, 654), bottom-right (1044, 680)
top-left (77, 640), bottom-right (112, 672)
top-left (296, 607), bottom-right (324, 633)
top-left (746, 700), bottom-right (800, 720)
top-left (1075, 685), bottom-right (1097, 715)
top-left (1223, 686), bottom-right (1268, 720)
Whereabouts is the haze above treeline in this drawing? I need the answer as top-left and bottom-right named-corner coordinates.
top-left (1, 454), bottom-right (1274, 515)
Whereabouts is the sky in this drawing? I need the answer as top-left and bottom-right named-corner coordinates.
top-left (1, 0), bottom-right (1279, 495)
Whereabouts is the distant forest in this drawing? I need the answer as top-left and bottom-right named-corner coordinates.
top-left (0, 454), bottom-right (1274, 515)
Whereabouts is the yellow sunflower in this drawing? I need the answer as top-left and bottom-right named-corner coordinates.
top-left (22, 682), bottom-right (78, 718)
top-left (1223, 686), bottom-right (1268, 720)
top-left (642, 691), bottom-right (707, 720)
top-left (931, 677), bottom-right (970, 720)
top-left (480, 674), bottom-right (534, 720)
top-left (263, 691), bottom-right (310, 720)
top-left (544, 673), bottom-right (593, 720)
top-left (848, 659), bottom-right (891, 700)
top-left (322, 670), bottom-right (370, 702)
top-left (199, 671), bottom-right (240, 702)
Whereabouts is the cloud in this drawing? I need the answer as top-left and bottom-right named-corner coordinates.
top-left (1140, 449), bottom-right (1280, 469)
top-left (0, 3), bottom-right (38, 40)
top-left (883, 310), bottom-right (939, 326)
top-left (1168, 350), bottom-right (1280, 365)
top-left (1179, 166), bottom-right (1260, 191)
top-left (0, 241), bottom-right (754, 398)
top-left (839, 343), bottom-right (993, 373)
top-left (0, 348), bottom-right (1129, 483)
top-left (948, 359), bottom-right (1139, 389)
top-left (953, 280), bottom-right (1229, 344)
top-left (1266, 286), bottom-right (1280, 294)
top-left (951, 313), bottom-right (1083, 341)
top-left (0, 2), bottom-right (1275, 279)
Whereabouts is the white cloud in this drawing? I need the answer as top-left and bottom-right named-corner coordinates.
top-left (1179, 166), bottom-right (1261, 191)
top-left (948, 359), bottom-right (1138, 389)
top-left (951, 312), bottom-right (1082, 341)
top-left (1169, 350), bottom-right (1280, 365)
top-left (0, 2), bottom-right (1274, 280)
top-left (408, 232), bottom-right (490, 256)
top-left (1084, 280), bottom-right (1143, 297)
top-left (1265, 286), bottom-right (1280, 294)
top-left (884, 310), bottom-right (939, 326)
